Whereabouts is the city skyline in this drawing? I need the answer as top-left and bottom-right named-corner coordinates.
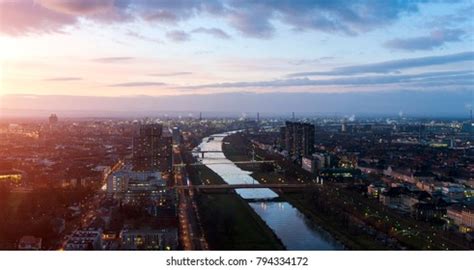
top-left (1, 113), bottom-right (472, 252)
top-left (0, 0), bottom-right (473, 116)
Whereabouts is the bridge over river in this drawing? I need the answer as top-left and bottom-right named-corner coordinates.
top-left (172, 183), bottom-right (319, 191)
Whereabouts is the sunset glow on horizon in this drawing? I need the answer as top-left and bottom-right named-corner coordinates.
top-left (0, 0), bottom-right (473, 115)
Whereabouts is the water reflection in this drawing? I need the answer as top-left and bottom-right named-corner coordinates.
top-left (250, 202), bottom-right (342, 250)
top-left (196, 133), bottom-right (278, 199)
top-left (196, 132), bottom-right (342, 250)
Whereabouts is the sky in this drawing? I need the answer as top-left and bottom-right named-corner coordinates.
top-left (0, 0), bottom-right (473, 116)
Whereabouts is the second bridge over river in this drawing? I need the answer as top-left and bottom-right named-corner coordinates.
top-left (170, 183), bottom-right (321, 191)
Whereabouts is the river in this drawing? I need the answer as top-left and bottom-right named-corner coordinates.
top-left (195, 132), bottom-right (342, 250)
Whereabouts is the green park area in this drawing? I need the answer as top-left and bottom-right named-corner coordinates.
top-left (186, 162), bottom-right (284, 250)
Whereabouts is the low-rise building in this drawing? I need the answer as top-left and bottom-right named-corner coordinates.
top-left (379, 188), bottom-right (404, 209)
top-left (313, 153), bottom-right (331, 170)
top-left (400, 191), bottom-right (431, 212)
top-left (447, 206), bottom-right (474, 233)
top-left (64, 228), bottom-right (103, 250)
top-left (461, 208), bottom-right (474, 230)
top-left (120, 228), bottom-right (178, 250)
top-left (383, 166), bottom-right (415, 184)
top-left (107, 169), bottom-right (167, 205)
top-left (367, 183), bottom-right (386, 199)
top-left (412, 203), bottom-right (445, 221)
top-left (447, 206), bottom-right (463, 225)
top-left (442, 184), bottom-right (465, 201)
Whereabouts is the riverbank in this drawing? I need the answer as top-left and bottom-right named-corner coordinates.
top-left (186, 156), bottom-right (284, 250)
top-left (252, 171), bottom-right (388, 250)
top-left (222, 133), bottom-right (387, 250)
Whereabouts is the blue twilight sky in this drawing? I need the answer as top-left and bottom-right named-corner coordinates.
top-left (0, 0), bottom-right (473, 116)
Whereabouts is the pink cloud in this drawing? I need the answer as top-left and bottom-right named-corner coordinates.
top-left (0, 0), bottom-right (76, 35)
top-left (36, 0), bottom-right (115, 15)
top-left (0, 0), bottom-right (129, 35)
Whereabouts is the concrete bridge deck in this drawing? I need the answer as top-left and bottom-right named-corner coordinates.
top-left (171, 183), bottom-right (318, 190)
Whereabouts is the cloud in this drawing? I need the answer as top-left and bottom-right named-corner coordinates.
top-left (108, 82), bottom-right (167, 87)
top-left (192, 27), bottom-right (231, 39)
top-left (149, 72), bottom-right (192, 77)
top-left (0, 0), bottom-right (134, 35)
top-left (226, 0), bottom-right (423, 37)
top-left (139, 0), bottom-right (224, 24)
top-left (35, 0), bottom-right (115, 15)
top-left (142, 10), bottom-right (179, 24)
top-left (288, 57), bottom-right (336, 66)
top-left (425, 5), bottom-right (474, 28)
top-left (1, 0), bottom-right (432, 38)
top-left (384, 28), bottom-right (466, 51)
top-left (287, 51), bottom-right (474, 77)
top-left (0, 0), bottom-right (76, 35)
top-left (92, 57), bottom-right (134, 63)
top-left (182, 70), bottom-right (474, 89)
top-left (44, 77), bottom-right (83, 81)
top-left (165, 27), bottom-right (230, 42)
top-left (35, 0), bottom-right (132, 23)
top-left (166, 30), bottom-right (191, 42)
top-left (228, 6), bottom-right (274, 38)
top-left (126, 30), bottom-right (162, 43)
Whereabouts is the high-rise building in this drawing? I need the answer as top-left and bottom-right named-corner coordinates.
top-left (281, 121), bottom-right (315, 158)
top-left (462, 110), bottom-right (473, 136)
top-left (279, 126), bottom-right (286, 149)
top-left (172, 127), bottom-right (182, 145)
top-left (49, 114), bottom-right (58, 126)
top-left (132, 124), bottom-right (172, 173)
